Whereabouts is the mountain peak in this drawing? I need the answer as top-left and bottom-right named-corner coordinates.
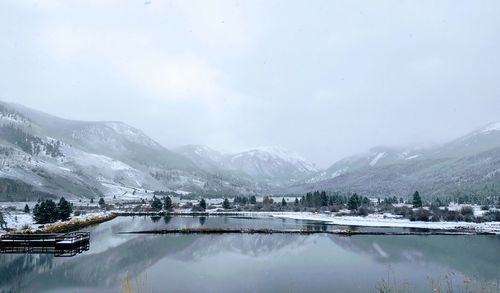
top-left (479, 121), bottom-right (500, 134)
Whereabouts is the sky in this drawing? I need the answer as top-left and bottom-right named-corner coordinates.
top-left (1, 0), bottom-right (499, 168)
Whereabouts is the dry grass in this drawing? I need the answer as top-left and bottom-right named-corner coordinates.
top-left (40, 213), bottom-right (117, 233)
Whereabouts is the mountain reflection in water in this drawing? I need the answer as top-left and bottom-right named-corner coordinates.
top-left (0, 216), bottom-right (498, 293)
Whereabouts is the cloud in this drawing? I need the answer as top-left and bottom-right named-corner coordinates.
top-left (177, 0), bottom-right (251, 50)
top-left (40, 25), bottom-right (245, 112)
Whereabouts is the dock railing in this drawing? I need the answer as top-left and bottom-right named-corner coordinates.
top-left (0, 232), bottom-right (90, 257)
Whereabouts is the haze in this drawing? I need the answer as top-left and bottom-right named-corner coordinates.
top-left (1, 0), bottom-right (499, 167)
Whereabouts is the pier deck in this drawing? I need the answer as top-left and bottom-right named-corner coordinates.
top-left (0, 232), bottom-right (90, 257)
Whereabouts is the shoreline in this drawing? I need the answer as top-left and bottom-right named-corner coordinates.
top-left (5, 213), bottom-right (118, 235)
top-left (118, 227), bottom-right (496, 236)
top-left (3, 210), bottom-right (500, 235)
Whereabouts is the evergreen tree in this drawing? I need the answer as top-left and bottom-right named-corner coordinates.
top-left (250, 195), bottom-right (257, 204)
top-left (98, 197), bottom-right (105, 208)
top-left (0, 211), bottom-right (6, 229)
top-left (413, 191), bottom-right (423, 208)
top-left (222, 198), bottom-right (231, 209)
top-left (200, 198), bottom-right (207, 210)
top-left (163, 196), bottom-right (173, 211)
top-left (90, 198), bottom-right (94, 204)
top-left (282, 198), bottom-right (287, 207)
top-left (57, 197), bottom-right (72, 221)
top-left (33, 199), bottom-right (58, 224)
top-left (24, 204), bottom-right (30, 213)
top-left (294, 198), bottom-right (299, 206)
top-left (320, 191), bottom-right (328, 207)
top-left (151, 196), bottom-right (162, 211)
top-left (347, 193), bottom-right (361, 210)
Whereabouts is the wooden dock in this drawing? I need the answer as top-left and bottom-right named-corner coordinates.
top-left (0, 232), bottom-right (90, 257)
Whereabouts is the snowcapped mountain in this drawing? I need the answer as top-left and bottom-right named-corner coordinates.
top-left (174, 145), bottom-right (318, 186)
top-left (227, 147), bottom-right (318, 183)
top-left (290, 121), bottom-right (500, 198)
top-left (307, 146), bottom-right (424, 183)
top-left (430, 121), bottom-right (500, 159)
top-left (0, 101), bottom-right (260, 200)
top-left (174, 145), bottom-right (226, 172)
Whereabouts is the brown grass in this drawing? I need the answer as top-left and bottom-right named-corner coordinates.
top-left (39, 213), bottom-right (118, 233)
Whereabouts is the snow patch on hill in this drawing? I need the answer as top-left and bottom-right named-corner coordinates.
top-left (480, 121), bottom-right (500, 134)
top-left (369, 152), bottom-right (386, 166)
top-left (242, 146), bottom-right (318, 173)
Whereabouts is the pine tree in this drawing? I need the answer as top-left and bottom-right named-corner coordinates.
top-left (250, 195), bottom-right (257, 204)
top-left (348, 193), bottom-right (361, 210)
top-left (294, 198), bottom-right (299, 206)
top-left (33, 199), bottom-right (58, 224)
top-left (320, 191), bottom-right (328, 207)
top-left (163, 196), bottom-right (173, 211)
top-left (0, 211), bottom-right (6, 229)
top-left (90, 198), bottom-right (94, 204)
top-left (200, 198), bottom-right (207, 210)
top-left (57, 197), bottom-right (72, 221)
top-left (413, 191), bottom-right (423, 208)
top-left (98, 197), bottom-right (105, 208)
top-left (282, 198), bottom-right (287, 207)
top-left (24, 204), bottom-right (30, 213)
top-left (222, 198), bottom-right (231, 209)
top-left (151, 196), bottom-right (162, 211)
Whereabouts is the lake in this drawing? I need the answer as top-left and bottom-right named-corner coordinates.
top-left (1, 216), bottom-right (499, 292)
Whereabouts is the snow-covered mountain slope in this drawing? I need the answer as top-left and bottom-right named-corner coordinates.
top-left (226, 147), bottom-right (318, 183)
top-left (0, 101), bottom-right (261, 200)
top-left (174, 145), bottom-right (226, 172)
top-left (174, 145), bottom-right (318, 186)
top-left (430, 121), bottom-right (500, 159)
top-left (4, 102), bottom-right (195, 171)
top-left (306, 146), bottom-right (424, 183)
top-left (289, 121), bottom-right (500, 198)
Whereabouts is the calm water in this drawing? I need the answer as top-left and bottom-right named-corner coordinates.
top-left (1, 216), bottom-right (499, 293)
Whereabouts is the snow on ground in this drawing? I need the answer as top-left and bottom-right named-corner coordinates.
top-left (257, 212), bottom-right (500, 234)
top-left (0, 210), bottom-right (113, 235)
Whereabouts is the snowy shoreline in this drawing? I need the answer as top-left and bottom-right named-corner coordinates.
top-left (0, 211), bottom-right (115, 235)
top-left (233, 211), bottom-right (500, 234)
top-left (3, 209), bottom-right (500, 235)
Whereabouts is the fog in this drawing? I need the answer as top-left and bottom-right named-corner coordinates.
top-left (1, 0), bottom-right (499, 167)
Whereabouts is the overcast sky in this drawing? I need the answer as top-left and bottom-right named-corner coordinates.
top-left (1, 1), bottom-right (499, 167)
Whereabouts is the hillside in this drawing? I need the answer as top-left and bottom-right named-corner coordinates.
top-left (287, 122), bottom-right (500, 198)
top-left (0, 101), bottom-right (260, 200)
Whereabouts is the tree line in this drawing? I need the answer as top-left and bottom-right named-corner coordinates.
top-left (32, 197), bottom-right (73, 224)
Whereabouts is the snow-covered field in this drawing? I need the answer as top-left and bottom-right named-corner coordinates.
top-left (243, 212), bottom-right (500, 234)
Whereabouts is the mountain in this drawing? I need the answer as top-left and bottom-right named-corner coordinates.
top-left (226, 147), bottom-right (318, 184)
top-left (0, 101), bottom-right (260, 200)
top-left (174, 145), bottom-right (318, 186)
top-left (174, 145), bottom-right (227, 172)
top-left (288, 122), bottom-right (500, 198)
top-left (306, 146), bottom-right (424, 184)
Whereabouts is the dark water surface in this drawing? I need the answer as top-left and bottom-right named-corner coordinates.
top-left (1, 216), bottom-right (499, 293)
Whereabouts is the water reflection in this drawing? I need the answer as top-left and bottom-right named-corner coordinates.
top-left (163, 215), bottom-right (171, 225)
top-left (199, 216), bottom-right (206, 226)
top-left (0, 216), bottom-right (498, 293)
